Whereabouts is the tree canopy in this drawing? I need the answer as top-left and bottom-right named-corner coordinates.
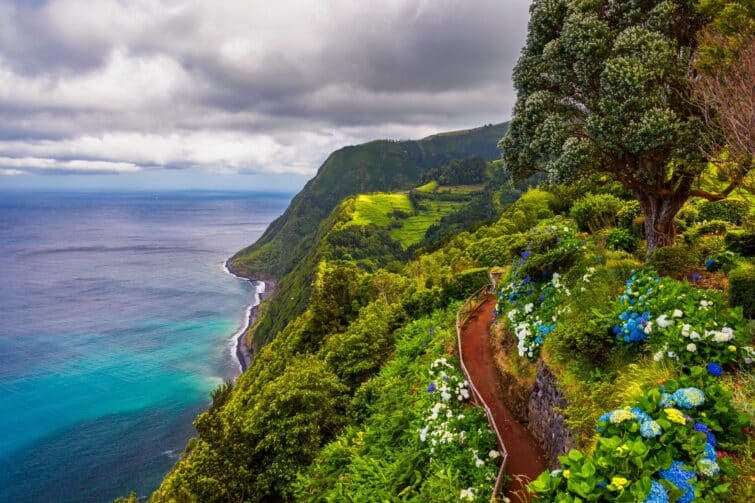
top-left (500, 0), bottom-right (749, 251)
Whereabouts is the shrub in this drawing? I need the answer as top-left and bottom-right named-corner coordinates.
top-left (617, 200), bottom-right (641, 229)
top-left (697, 199), bottom-right (748, 225)
top-left (694, 235), bottom-right (726, 260)
top-left (676, 206), bottom-right (699, 228)
top-left (648, 244), bottom-right (701, 276)
top-left (531, 366), bottom-right (748, 503)
top-left (548, 268), bottom-right (618, 365)
top-left (694, 219), bottom-right (730, 236)
top-left (704, 251), bottom-right (739, 273)
top-left (612, 270), bottom-right (750, 366)
top-left (468, 236), bottom-right (511, 267)
top-left (485, 217), bottom-right (517, 238)
top-left (725, 230), bottom-right (755, 257)
top-left (607, 228), bottom-right (638, 253)
top-left (443, 267), bottom-right (489, 301)
top-left (507, 188), bottom-right (555, 231)
top-left (512, 222), bottom-right (585, 280)
top-left (729, 263), bottom-right (755, 319)
top-left (401, 287), bottom-right (445, 318)
top-left (570, 193), bottom-right (624, 232)
top-left (545, 183), bottom-right (584, 215)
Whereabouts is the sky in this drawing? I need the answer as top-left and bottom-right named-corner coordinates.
top-left (0, 0), bottom-right (532, 192)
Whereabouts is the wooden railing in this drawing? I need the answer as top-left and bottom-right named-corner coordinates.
top-left (455, 285), bottom-right (509, 502)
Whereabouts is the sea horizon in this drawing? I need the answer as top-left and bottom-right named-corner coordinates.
top-left (0, 190), bottom-right (290, 501)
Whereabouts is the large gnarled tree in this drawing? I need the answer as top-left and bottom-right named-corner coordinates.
top-left (500, 0), bottom-right (748, 252)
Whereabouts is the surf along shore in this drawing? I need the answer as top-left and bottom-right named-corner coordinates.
top-left (223, 259), bottom-right (276, 374)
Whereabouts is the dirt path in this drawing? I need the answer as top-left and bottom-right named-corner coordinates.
top-left (460, 296), bottom-right (548, 503)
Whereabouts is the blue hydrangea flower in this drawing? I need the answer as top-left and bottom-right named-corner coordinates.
top-left (694, 423), bottom-right (717, 447)
top-left (671, 388), bottom-right (705, 409)
top-left (704, 442), bottom-right (717, 461)
top-left (631, 407), bottom-right (652, 423)
top-left (427, 382), bottom-right (436, 392)
top-left (659, 461), bottom-right (696, 503)
top-left (691, 273), bottom-right (702, 282)
top-left (640, 420), bottom-right (663, 439)
top-left (643, 480), bottom-right (669, 503)
top-left (706, 362), bottom-right (723, 377)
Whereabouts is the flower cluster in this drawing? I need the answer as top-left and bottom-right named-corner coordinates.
top-left (643, 480), bottom-right (669, 503)
top-left (658, 461), bottom-right (696, 503)
top-left (614, 270), bottom-right (751, 369)
top-left (529, 366), bottom-right (745, 502)
top-left (500, 272), bottom-right (564, 360)
top-left (612, 272), bottom-right (660, 342)
top-left (418, 357), bottom-right (500, 500)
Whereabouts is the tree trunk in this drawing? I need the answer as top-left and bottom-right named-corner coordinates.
top-left (635, 191), bottom-right (686, 255)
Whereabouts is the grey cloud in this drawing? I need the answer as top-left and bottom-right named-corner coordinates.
top-left (0, 0), bottom-right (531, 177)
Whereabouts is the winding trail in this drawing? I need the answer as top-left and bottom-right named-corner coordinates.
top-left (459, 295), bottom-right (548, 502)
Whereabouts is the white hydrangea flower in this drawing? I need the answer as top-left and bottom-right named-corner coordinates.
top-left (672, 309), bottom-right (683, 318)
top-left (460, 488), bottom-right (475, 501)
top-left (489, 449), bottom-right (501, 459)
top-left (656, 314), bottom-right (673, 328)
top-left (524, 303), bottom-right (534, 314)
top-left (687, 343), bottom-right (697, 352)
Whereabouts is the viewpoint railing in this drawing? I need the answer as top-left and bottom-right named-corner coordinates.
top-left (455, 285), bottom-right (509, 502)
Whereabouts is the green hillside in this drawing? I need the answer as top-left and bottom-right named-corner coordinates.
top-left (230, 123), bottom-right (509, 347)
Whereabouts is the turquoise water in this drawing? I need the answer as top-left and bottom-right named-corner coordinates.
top-left (0, 191), bottom-right (289, 501)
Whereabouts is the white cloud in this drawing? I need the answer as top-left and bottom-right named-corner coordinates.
top-left (0, 168), bottom-right (26, 175)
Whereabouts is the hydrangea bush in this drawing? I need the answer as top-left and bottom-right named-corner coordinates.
top-left (612, 270), bottom-right (751, 368)
top-left (530, 367), bottom-right (748, 502)
top-left (419, 356), bottom-right (502, 501)
top-left (495, 222), bottom-right (585, 360)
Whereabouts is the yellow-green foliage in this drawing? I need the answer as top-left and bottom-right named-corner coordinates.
top-left (347, 193), bottom-right (413, 227)
top-left (344, 192), bottom-right (465, 249)
top-left (415, 180), bottom-right (438, 193)
top-left (392, 199), bottom-right (459, 248)
top-left (507, 188), bottom-right (556, 231)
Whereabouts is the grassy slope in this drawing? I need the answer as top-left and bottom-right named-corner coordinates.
top-left (231, 122), bottom-right (509, 347)
top-left (392, 199), bottom-right (461, 248)
top-left (348, 193), bottom-right (413, 227)
top-left (343, 192), bottom-right (467, 249)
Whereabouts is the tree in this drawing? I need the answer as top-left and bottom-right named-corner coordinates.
top-left (500, 0), bottom-right (747, 252)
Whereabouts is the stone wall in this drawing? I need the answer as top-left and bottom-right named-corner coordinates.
top-left (527, 361), bottom-right (576, 466)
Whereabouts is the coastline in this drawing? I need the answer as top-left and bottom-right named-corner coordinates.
top-left (223, 259), bottom-right (275, 374)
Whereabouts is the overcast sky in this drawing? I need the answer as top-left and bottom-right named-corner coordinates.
top-left (0, 0), bottom-right (531, 191)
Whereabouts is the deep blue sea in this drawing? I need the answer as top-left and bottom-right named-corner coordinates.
top-left (0, 191), bottom-right (290, 502)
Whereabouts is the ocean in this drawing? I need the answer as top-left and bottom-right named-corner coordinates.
top-left (0, 191), bottom-right (290, 502)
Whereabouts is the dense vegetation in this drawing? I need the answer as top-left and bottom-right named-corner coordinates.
top-left (148, 170), bottom-right (752, 501)
top-left (229, 123), bottom-right (509, 347)
top-left (142, 1), bottom-right (753, 502)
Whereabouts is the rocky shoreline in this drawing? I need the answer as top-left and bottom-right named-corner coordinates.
top-left (224, 259), bottom-right (276, 374)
